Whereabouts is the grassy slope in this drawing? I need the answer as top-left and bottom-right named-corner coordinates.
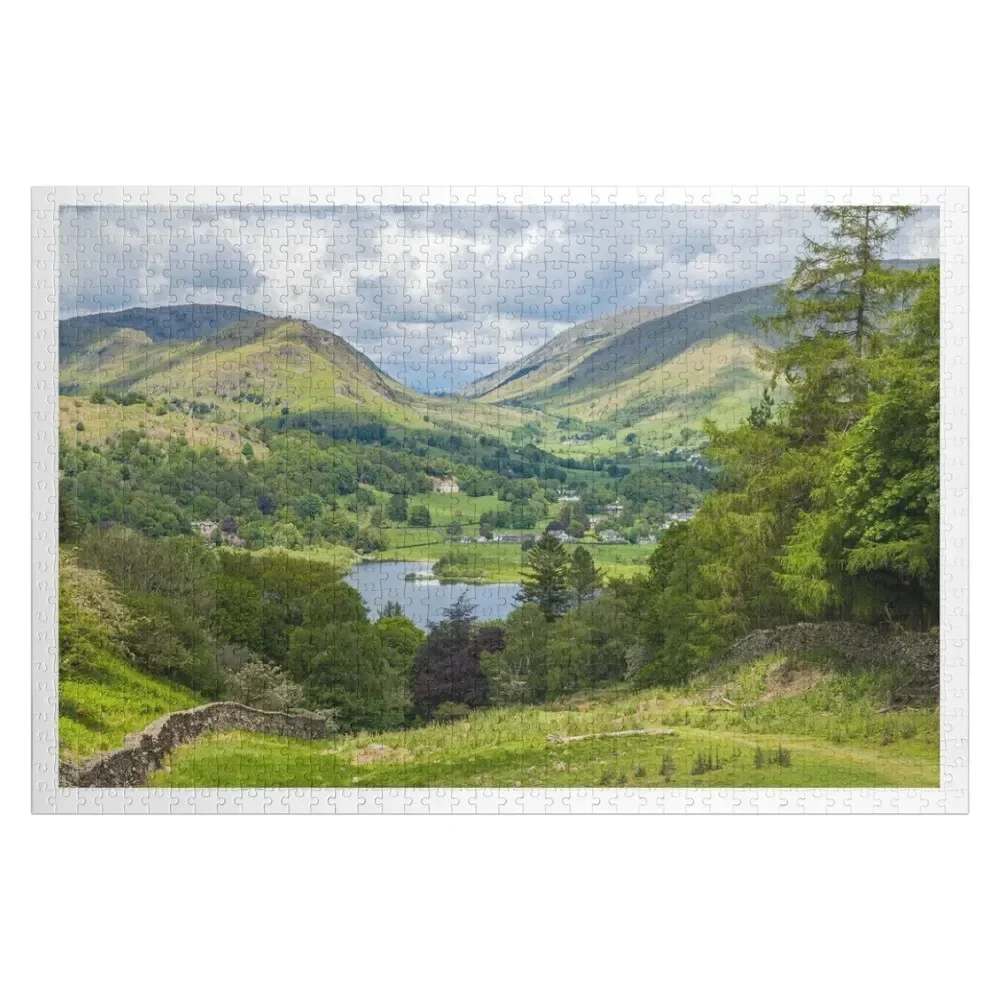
top-left (150, 653), bottom-right (939, 788)
top-left (60, 650), bottom-right (199, 761)
top-left (60, 310), bottom-right (544, 443)
top-left (60, 396), bottom-right (269, 460)
top-left (466, 287), bottom-right (783, 450)
top-left (63, 318), bottom-right (419, 422)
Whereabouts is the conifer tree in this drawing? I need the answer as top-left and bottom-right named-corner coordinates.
top-left (567, 546), bottom-right (604, 609)
top-left (768, 206), bottom-right (917, 352)
top-left (518, 532), bottom-right (570, 620)
top-left (763, 206), bottom-right (918, 438)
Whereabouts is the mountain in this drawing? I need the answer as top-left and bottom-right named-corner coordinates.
top-left (60, 306), bottom-right (422, 422)
top-left (463, 284), bottom-right (785, 435)
top-left (463, 259), bottom-right (938, 439)
top-left (58, 305), bottom-right (538, 441)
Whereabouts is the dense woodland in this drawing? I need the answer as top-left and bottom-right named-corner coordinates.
top-left (59, 207), bottom-right (939, 737)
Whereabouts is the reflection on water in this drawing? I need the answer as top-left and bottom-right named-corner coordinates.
top-left (345, 561), bottom-right (520, 632)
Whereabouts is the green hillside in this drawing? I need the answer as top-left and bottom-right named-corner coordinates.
top-left (60, 306), bottom-right (545, 442)
top-left (59, 559), bottom-right (199, 760)
top-left (463, 286), bottom-right (785, 439)
top-left (61, 307), bottom-right (421, 424)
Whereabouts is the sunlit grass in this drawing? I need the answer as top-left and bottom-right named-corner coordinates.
top-left (151, 655), bottom-right (939, 788)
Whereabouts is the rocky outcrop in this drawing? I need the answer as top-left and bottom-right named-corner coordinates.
top-left (729, 622), bottom-right (939, 676)
top-left (61, 702), bottom-right (326, 788)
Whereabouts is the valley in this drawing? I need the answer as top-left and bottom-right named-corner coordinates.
top-left (56, 210), bottom-right (942, 789)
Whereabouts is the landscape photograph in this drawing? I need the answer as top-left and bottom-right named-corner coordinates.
top-left (55, 202), bottom-right (942, 789)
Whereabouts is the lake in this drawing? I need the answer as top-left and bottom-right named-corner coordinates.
top-left (345, 561), bottom-right (521, 632)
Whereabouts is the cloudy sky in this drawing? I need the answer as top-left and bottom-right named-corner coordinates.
top-left (59, 204), bottom-right (939, 391)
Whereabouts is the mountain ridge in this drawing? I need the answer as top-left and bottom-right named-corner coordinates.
top-left (460, 259), bottom-right (939, 438)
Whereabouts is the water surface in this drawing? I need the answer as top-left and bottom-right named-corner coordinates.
top-left (346, 560), bottom-right (520, 632)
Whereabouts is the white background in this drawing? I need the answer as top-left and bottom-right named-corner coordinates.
top-left (2, 1), bottom-right (995, 997)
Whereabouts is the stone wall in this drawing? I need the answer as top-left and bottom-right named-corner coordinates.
top-left (62, 702), bottom-right (327, 787)
top-left (728, 622), bottom-right (940, 676)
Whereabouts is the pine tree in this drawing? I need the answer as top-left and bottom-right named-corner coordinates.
top-left (567, 546), bottom-right (603, 609)
top-left (763, 206), bottom-right (918, 438)
top-left (767, 206), bottom-right (917, 352)
top-left (518, 532), bottom-right (570, 620)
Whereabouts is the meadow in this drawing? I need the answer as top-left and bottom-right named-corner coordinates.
top-left (149, 653), bottom-right (939, 788)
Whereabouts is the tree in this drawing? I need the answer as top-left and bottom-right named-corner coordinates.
top-left (446, 518), bottom-right (464, 539)
top-left (767, 206), bottom-right (917, 354)
top-left (375, 613), bottom-right (424, 691)
top-left (410, 595), bottom-right (492, 717)
top-left (630, 207), bottom-right (940, 683)
top-left (775, 268), bottom-right (940, 627)
top-left (269, 521), bottom-right (303, 549)
top-left (226, 656), bottom-right (303, 711)
top-left (408, 504), bottom-right (432, 528)
top-left (388, 494), bottom-right (408, 523)
top-left (481, 604), bottom-right (547, 704)
top-left (518, 531), bottom-right (570, 620)
top-left (296, 494), bottom-right (323, 520)
top-left (763, 206), bottom-right (918, 439)
top-left (567, 546), bottom-right (603, 608)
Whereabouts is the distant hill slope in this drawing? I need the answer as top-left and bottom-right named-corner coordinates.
top-left (59, 305), bottom-right (424, 423)
top-left (58, 305), bottom-right (539, 438)
top-left (60, 304), bottom-right (261, 354)
top-left (461, 285), bottom-right (784, 439)
top-left (464, 260), bottom-right (937, 437)
top-left (462, 303), bottom-right (693, 400)
top-left (464, 285), bottom-right (783, 409)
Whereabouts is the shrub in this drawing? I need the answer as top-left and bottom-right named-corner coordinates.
top-left (226, 657), bottom-right (305, 712)
top-left (408, 504), bottom-right (432, 528)
top-left (432, 701), bottom-right (470, 724)
top-left (660, 752), bottom-right (676, 781)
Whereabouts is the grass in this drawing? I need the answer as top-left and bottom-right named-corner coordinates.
top-left (369, 538), bottom-right (654, 583)
top-left (60, 652), bottom-right (199, 760)
top-left (149, 653), bottom-right (940, 788)
top-left (59, 396), bottom-right (268, 460)
top-left (249, 544), bottom-right (357, 574)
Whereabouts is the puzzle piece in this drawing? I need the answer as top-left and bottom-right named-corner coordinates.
top-left (32, 187), bottom-right (966, 814)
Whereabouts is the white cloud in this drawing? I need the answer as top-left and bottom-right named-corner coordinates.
top-left (59, 204), bottom-right (940, 389)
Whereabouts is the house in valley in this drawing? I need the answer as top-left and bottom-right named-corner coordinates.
top-left (431, 476), bottom-right (460, 494)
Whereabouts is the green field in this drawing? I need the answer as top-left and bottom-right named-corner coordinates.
top-left (369, 538), bottom-right (652, 583)
top-left (149, 653), bottom-right (940, 788)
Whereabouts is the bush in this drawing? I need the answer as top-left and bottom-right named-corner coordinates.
top-left (125, 592), bottom-right (227, 696)
top-left (226, 656), bottom-right (305, 712)
top-left (408, 504), bottom-right (432, 528)
top-left (432, 701), bottom-right (470, 724)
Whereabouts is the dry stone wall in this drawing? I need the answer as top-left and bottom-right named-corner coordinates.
top-left (62, 702), bottom-right (327, 787)
top-left (729, 622), bottom-right (939, 676)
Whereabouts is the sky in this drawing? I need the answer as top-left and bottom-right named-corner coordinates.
top-left (58, 204), bottom-right (940, 392)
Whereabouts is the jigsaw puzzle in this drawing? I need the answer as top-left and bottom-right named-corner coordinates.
top-left (31, 187), bottom-right (968, 813)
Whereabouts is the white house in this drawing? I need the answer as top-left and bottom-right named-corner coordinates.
top-left (431, 476), bottom-right (460, 494)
